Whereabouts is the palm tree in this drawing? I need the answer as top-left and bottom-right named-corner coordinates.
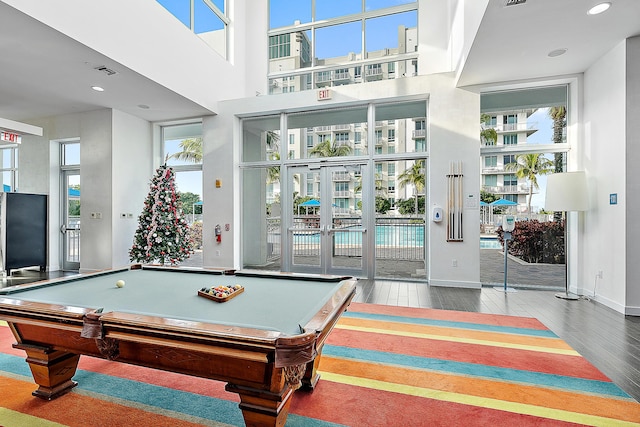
top-left (548, 106), bottom-right (566, 172)
top-left (169, 137), bottom-right (202, 163)
top-left (309, 139), bottom-right (353, 157)
top-left (505, 153), bottom-right (554, 214)
top-left (480, 113), bottom-right (497, 146)
top-left (398, 159), bottom-right (425, 216)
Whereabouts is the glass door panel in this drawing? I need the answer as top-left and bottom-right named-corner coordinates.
top-left (62, 170), bottom-right (80, 271)
top-left (290, 168), bottom-right (321, 269)
top-left (328, 165), bottom-right (363, 271)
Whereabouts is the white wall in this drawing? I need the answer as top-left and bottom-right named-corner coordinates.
top-left (582, 40), bottom-right (628, 312)
top-left (427, 74), bottom-right (481, 287)
top-left (111, 110), bottom-right (153, 269)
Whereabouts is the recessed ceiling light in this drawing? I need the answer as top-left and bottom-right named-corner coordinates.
top-left (548, 48), bottom-right (567, 58)
top-left (91, 86), bottom-right (105, 92)
top-left (588, 2), bottom-right (611, 15)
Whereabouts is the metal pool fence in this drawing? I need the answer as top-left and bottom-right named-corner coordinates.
top-left (266, 216), bottom-right (425, 262)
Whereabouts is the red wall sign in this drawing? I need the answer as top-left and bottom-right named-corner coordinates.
top-left (0, 131), bottom-right (21, 144)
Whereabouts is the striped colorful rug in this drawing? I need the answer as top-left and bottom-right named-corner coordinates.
top-left (1, 303), bottom-right (639, 426)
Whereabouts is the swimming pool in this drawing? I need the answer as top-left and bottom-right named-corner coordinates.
top-left (294, 225), bottom-right (502, 249)
top-left (481, 236), bottom-right (502, 249)
top-left (294, 224), bottom-right (425, 247)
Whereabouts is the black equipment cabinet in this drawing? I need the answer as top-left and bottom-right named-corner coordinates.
top-left (1, 193), bottom-right (47, 275)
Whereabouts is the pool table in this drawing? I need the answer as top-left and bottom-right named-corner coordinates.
top-left (0, 265), bottom-right (357, 427)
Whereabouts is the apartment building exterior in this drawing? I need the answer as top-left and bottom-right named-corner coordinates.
top-left (480, 109), bottom-right (539, 211)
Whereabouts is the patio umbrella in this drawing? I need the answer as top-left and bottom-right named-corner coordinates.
top-left (299, 199), bottom-right (320, 215)
top-left (490, 198), bottom-right (518, 206)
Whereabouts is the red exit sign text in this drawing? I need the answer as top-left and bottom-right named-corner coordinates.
top-left (317, 88), bottom-right (331, 101)
top-left (0, 131), bottom-right (21, 144)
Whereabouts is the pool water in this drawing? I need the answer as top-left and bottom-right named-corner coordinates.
top-left (481, 237), bottom-right (502, 249)
top-left (294, 225), bottom-right (502, 249)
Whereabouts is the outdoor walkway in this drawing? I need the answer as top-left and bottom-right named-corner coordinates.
top-left (479, 249), bottom-right (565, 290)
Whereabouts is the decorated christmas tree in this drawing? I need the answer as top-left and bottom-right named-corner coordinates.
top-left (129, 165), bottom-right (194, 265)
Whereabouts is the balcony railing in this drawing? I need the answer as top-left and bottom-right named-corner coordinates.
top-left (482, 184), bottom-right (533, 194)
top-left (483, 122), bottom-right (538, 133)
top-left (412, 129), bottom-right (426, 139)
top-left (332, 172), bottom-right (352, 181)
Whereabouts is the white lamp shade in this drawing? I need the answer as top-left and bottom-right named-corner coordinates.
top-left (545, 171), bottom-right (589, 212)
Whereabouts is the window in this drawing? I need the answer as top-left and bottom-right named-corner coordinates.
top-left (269, 34), bottom-right (291, 59)
top-left (484, 156), bottom-right (497, 168)
top-left (388, 129), bottom-right (395, 142)
top-left (335, 132), bottom-right (350, 145)
top-left (289, 134), bottom-right (295, 145)
top-left (375, 130), bottom-right (383, 144)
top-left (484, 175), bottom-right (497, 187)
top-left (162, 122), bottom-right (203, 267)
top-left (484, 115), bottom-right (497, 126)
top-left (503, 154), bottom-right (516, 165)
top-left (503, 134), bottom-right (517, 145)
top-left (387, 164), bottom-right (395, 176)
top-left (62, 142), bottom-right (80, 166)
top-left (268, 1), bottom-right (418, 93)
top-left (0, 146), bottom-right (18, 192)
top-left (334, 182), bottom-right (349, 192)
top-left (503, 174), bottom-right (517, 186)
top-left (157, 0), bottom-right (228, 58)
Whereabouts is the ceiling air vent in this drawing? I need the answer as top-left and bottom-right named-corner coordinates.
top-left (505, 0), bottom-right (526, 6)
top-left (94, 66), bottom-right (117, 76)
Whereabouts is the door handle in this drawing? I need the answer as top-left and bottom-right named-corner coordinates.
top-left (60, 224), bottom-right (67, 234)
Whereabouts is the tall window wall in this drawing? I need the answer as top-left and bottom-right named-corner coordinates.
top-left (162, 122), bottom-right (204, 267)
top-left (268, 0), bottom-right (418, 94)
top-left (157, 0), bottom-right (228, 58)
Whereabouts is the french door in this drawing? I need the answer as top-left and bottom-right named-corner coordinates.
top-left (284, 163), bottom-right (369, 277)
top-left (61, 169), bottom-right (80, 271)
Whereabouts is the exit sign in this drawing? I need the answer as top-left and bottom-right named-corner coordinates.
top-left (317, 88), bottom-right (331, 101)
top-left (0, 131), bottom-right (21, 144)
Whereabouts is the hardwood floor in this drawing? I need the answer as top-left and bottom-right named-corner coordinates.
top-left (354, 279), bottom-right (640, 402)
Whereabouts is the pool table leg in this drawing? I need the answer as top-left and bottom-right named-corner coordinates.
top-left (13, 343), bottom-right (80, 400)
top-left (300, 354), bottom-right (322, 390)
top-left (225, 383), bottom-right (294, 427)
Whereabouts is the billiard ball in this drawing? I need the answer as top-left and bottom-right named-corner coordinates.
top-left (116, 280), bottom-right (125, 288)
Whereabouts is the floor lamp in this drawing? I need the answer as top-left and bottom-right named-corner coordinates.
top-left (544, 171), bottom-right (588, 300)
